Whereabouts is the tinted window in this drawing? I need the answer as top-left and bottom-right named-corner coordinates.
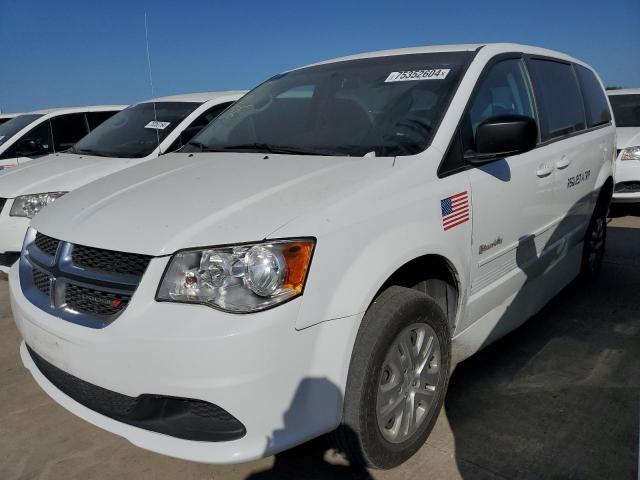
top-left (71, 102), bottom-right (200, 158)
top-left (461, 59), bottom-right (535, 156)
top-left (51, 113), bottom-right (89, 151)
top-left (187, 51), bottom-right (474, 157)
top-left (0, 119), bottom-right (54, 159)
top-left (575, 65), bottom-right (611, 128)
top-left (467, 59), bottom-right (535, 138)
top-left (0, 118), bottom-right (12, 126)
top-left (0, 114), bottom-right (44, 147)
top-left (527, 59), bottom-right (586, 141)
top-left (608, 94), bottom-right (640, 127)
top-left (166, 102), bottom-right (233, 153)
top-left (87, 111), bottom-right (118, 130)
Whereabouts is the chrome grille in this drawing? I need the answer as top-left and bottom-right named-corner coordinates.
top-left (20, 231), bottom-right (150, 329)
top-left (34, 233), bottom-right (60, 257)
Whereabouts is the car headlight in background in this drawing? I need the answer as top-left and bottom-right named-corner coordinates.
top-left (620, 146), bottom-right (640, 161)
top-left (157, 238), bottom-right (315, 313)
top-left (10, 192), bottom-right (67, 218)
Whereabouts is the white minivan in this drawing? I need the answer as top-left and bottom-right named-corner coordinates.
top-left (0, 106), bottom-right (125, 170)
top-left (607, 89), bottom-right (640, 202)
top-left (0, 91), bottom-right (244, 272)
top-left (11, 44), bottom-right (614, 469)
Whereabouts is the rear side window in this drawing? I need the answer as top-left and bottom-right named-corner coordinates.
top-left (51, 113), bottom-right (89, 151)
top-left (575, 65), bottom-right (611, 128)
top-left (87, 111), bottom-right (118, 130)
top-left (527, 59), bottom-right (586, 141)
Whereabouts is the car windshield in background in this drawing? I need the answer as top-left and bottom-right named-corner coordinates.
top-left (70, 102), bottom-right (201, 158)
top-left (609, 94), bottom-right (640, 127)
top-left (185, 52), bottom-right (473, 157)
top-left (0, 114), bottom-right (44, 147)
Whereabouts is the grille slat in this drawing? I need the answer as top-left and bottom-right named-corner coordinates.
top-left (72, 245), bottom-right (151, 277)
top-left (614, 181), bottom-right (640, 194)
top-left (32, 269), bottom-right (51, 296)
top-left (34, 233), bottom-right (60, 257)
top-left (65, 284), bottom-right (130, 317)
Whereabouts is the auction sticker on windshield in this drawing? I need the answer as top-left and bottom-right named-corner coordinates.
top-left (385, 69), bottom-right (450, 82)
top-left (144, 121), bottom-right (171, 130)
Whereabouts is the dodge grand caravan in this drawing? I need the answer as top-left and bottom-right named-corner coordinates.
top-left (0, 91), bottom-right (244, 273)
top-left (608, 88), bottom-right (640, 202)
top-left (11, 44), bottom-right (614, 469)
top-left (0, 105), bottom-right (125, 170)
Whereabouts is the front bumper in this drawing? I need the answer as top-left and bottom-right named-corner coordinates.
top-left (0, 203), bottom-right (29, 272)
top-left (10, 259), bottom-right (361, 463)
top-left (613, 158), bottom-right (640, 203)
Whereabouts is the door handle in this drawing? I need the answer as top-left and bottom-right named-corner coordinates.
top-left (536, 164), bottom-right (553, 177)
top-left (556, 156), bottom-right (571, 170)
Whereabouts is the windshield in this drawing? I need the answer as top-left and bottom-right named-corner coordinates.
top-left (70, 102), bottom-right (201, 158)
top-left (0, 114), bottom-right (44, 147)
top-left (186, 51), bottom-right (473, 157)
top-left (609, 94), bottom-right (640, 127)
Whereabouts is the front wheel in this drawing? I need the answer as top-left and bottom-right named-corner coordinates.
top-left (331, 286), bottom-right (451, 469)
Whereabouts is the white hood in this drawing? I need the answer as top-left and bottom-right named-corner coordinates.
top-left (615, 127), bottom-right (640, 149)
top-left (31, 152), bottom-right (394, 256)
top-left (0, 153), bottom-right (142, 197)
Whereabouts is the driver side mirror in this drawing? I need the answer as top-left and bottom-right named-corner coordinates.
top-left (15, 138), bottom-right (46, 157)
top-left (466, 114), bottom-right (537, 164)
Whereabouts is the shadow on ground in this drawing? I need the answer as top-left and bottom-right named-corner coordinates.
top-left (446, 224), bottom-right (640, 480)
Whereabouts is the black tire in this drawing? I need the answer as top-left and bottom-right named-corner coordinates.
top-left (330, 286), bottom-right (451, 469)
top-left (580, 196), bottom-right (608, 281)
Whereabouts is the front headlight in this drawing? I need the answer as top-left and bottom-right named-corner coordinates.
top-left (157, 238), bottom-right (315, 313)
top-left (10, 192), bottom-right (67, 218)
top-left (620, 146), bottom-right (640, 161)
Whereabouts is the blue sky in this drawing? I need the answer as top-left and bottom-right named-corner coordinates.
top-left (1, 0), bottom-right (638, 112)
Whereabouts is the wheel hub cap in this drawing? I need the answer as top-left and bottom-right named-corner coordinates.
top-left (376, 323), bottom-right (441, 443)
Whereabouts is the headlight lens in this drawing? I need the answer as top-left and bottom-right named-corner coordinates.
top-left (10, 192), bottom-right (67, 218)
top-left (157, 239), bottom-right (315, 313)
top-left (620, 146), bottom-right (640, 161)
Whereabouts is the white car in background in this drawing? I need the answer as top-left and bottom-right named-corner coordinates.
top-left (0, 106), bottom-right (125, 170)
top-left (608, 89), bottom-right (640, 202)
top-left (0, 91), bottom-right (244, 272)
top-left (0, 113), bottom-right (19, 126)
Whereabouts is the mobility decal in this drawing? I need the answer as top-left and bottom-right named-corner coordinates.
top-left (479, 237), bottom-right (503, 255)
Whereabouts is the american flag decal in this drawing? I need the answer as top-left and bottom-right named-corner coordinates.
top-left (441, 191), bottom-right (470, 231)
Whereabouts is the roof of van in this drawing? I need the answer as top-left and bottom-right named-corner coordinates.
top-left (304, 43), bottom-right (586, 69)
top-left (140, 91), bottom-right (247, 104)
top-left (27, 105), bottom-right (126, 115)
top-left (607, 88), bottom-right (640, 96)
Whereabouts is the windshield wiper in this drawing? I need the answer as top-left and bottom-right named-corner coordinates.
top-left (220, 143), bottom-right (331, 156)
top-left (70, 147), bottom-right (111, 157)
top-left (185, 140), bottom-right (225, 153)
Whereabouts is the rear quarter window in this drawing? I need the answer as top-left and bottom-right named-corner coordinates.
top-left (527, 58), bottom-right (586, 141)
top-left (575, 65), bottom-right (611, 128)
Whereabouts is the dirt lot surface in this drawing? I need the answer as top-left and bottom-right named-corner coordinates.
top-left (1, 212), bottom-right (638, 479)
